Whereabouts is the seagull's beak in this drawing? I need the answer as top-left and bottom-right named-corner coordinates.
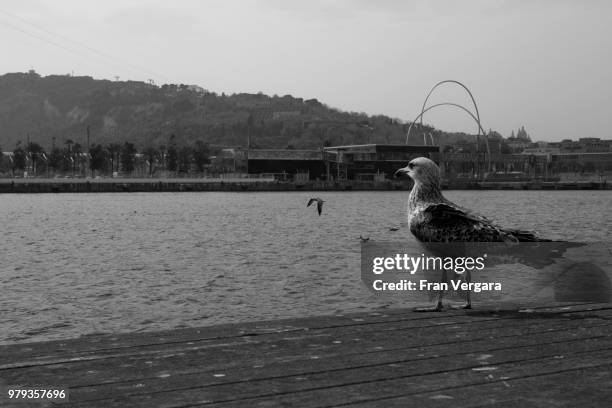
top-left (394, 166), bottom-right (411, 178)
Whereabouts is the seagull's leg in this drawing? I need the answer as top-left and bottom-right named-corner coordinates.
top-left (450, 270), bottom-right (472, 310)
top-left (451, 271), bottom-right (472, 309)
top-left (464, 269), bottom-right (472, 309)
top-left (414, 267), bottom-right (445, 312)
top-left (413, 302), bottom-right (444, 312)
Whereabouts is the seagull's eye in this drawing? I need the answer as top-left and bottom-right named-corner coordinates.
top-left (408, 162), bottom-right (415, 169)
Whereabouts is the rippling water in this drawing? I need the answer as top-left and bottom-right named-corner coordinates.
top-left (1, 190), bottom-right (611, 344)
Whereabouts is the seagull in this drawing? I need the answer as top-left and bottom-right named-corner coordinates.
top-left (359, 235), bottom-right (370, 242)
top-left (307, 197), bottom-right (325, 216)
top-left (395, 157), bottom-right (551, 243)
top-left (389, 227), bottom-right (399, 231)
top-left (395, 157), bottom-right (551, 311)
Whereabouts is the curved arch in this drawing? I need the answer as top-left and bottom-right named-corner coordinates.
top-left (405, 102), bottom-right (491, 176)
top-left (419, 80), bottom-right (482, 135)
top-left (406, 79), bottom-right (491, 177)
top-left (406, 103), bottom-right (487, 142)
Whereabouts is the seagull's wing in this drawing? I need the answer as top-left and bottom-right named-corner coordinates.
top-left (307, 198), bottom-right (316, 207)
top-left (317, 200), bottom-right (323, 215)
top-left (425, 203), bottom-right (484, 223)
top-left (418, 203), bottom-right (548, 242)
top-left (416, 203), bottom-right (510, 242)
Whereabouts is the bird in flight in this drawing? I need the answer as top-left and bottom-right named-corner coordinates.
top-left (395, 157), bottom-right (551, 311)
top-left (307, 197), bottom-right (325, 216)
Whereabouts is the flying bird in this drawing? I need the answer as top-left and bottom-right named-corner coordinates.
top-left (395, 157), bottom-right (552, 311)
top-left (307, 197), bottom-right (325, 216)
top-left (359, 235), bottom-right (370, 242)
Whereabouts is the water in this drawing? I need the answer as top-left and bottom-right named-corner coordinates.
top-left (1, 191), bottom-right (611, 344)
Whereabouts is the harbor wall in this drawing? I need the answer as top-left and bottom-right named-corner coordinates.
top-left (0, 179), bottom-right (609, 193)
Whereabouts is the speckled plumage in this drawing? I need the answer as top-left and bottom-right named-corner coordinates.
top-left (398, 157), bottom-right (549, 243)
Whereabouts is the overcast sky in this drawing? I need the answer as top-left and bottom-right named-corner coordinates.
top-left (1, 0), bottom-right (610, 141)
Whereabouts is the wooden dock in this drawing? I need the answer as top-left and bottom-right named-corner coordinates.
top-left (1, 302), bottom-right (611, 407)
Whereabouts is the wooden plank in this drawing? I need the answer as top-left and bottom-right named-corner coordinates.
top-left (0, 309), bottom-right (477, 362)
top-left (344, 365), bottom-right (612, 408)
top-left (0, 303), bottom-right (610, 408)
top-left (5, 322), bottom-right (608, 404)
top-left (3, 312), bottom-right (610, 386)
top-left (1, 302), bottom-right (608, 366)
top-left (66, 326), bottom-right (612, 405)
top-left (198, 349), bottom-right (612, 408)
top-left (0, 312), bottom-right (494, 367)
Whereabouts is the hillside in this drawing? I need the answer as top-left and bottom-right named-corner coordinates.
top-left (0, 71), bottom-right (480, 150)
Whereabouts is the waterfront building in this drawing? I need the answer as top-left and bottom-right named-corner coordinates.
top-left (322, 144), bottom-right (439, 181)
top-left (244, 148), bottom-right (326, 180)
top-left (239, 144), bottom-right (439, 181)
top-left (551, 152), bottom-right (612, 173)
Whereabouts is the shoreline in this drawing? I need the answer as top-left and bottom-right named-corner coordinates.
top-left (0, 178), bottom-right (610, 193)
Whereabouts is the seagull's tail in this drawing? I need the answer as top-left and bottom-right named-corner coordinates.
top-left (506, 229), bottom-right (552, 242)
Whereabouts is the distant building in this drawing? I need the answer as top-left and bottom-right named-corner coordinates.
top-left (238, 144), bottom-right (439, 181)
top-left (323, 144), bottom-right (439, 181)
top-left (521, 146), bottom-right (561, 158)
top-left (440, 153), bottom-right (544, 179)
top-left (487, 138), bottom-right (503, 155)
top-left (506, 137), bottom-right (532, 153)
top-left (245, 149), bottom-right (325, 180)
top-left (186, 85), bottom-right (207, 93)
top-left (577, 138), bottom-right (610, 152)
top-left (551, 152), bottom-right (612, 173)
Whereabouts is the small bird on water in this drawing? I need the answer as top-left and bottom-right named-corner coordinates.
top-left (395, 157), bottom-right (551, 311)
top-left (307, 197), bottom-right (325, 216)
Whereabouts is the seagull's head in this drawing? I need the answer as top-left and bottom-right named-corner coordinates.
top-left (395, 157), bottom-right (440, 186)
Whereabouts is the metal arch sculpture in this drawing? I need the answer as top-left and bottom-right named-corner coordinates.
top-left (405, 80), bottom-right (491, 177)
top-left (420, 80), bottom-right (482, 138)
top-left (405, 103), bottom-right (492, 178)
top-left (407, 103), bottom-right (488, 141)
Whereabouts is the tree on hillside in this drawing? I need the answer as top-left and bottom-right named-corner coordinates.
top-left (13, 142), bottom-right (26, 174)
top-left (166, 134), bottom-right (178, 172)
top-left (65, 139), bottom-right (74, 153)
top-left (89, 144), bottom-right (108, 175)
top-left (59, 148), bottom-right (72, 173)
top-left (192, 140), bottom-right (210, 172)
top-left (178, 146), bottom-right (192, 173)
top-left (72, 143), bottom-right (82, 175)
top-left (48, 146), bottom-right (62, 174)
top-left (107, 143), bottom-right (121, 174)
top-left (246, 114), bottom-right (254, 148)
top-left (120, 142), bottom-right (137, 174)
top-left (143, 146), bottom-right (158, 176)
top-left (158, 144), bottom-right (166, 170)
top-left (26, 142), bottom-right (45, 175)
